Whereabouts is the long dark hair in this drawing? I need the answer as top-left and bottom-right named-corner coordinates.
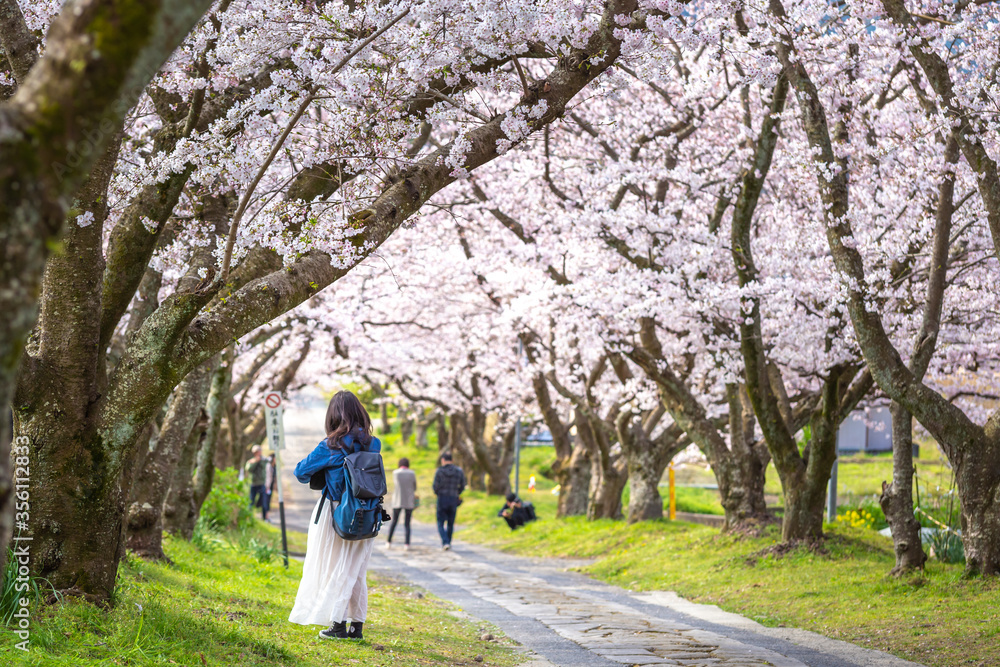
top-left (325, 390), bottom-right (373, 449)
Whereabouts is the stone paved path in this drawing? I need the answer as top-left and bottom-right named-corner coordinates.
top-left (366, 524), bottom-right (924, 667)
top-left (278, 392), bottom-right (925, 667)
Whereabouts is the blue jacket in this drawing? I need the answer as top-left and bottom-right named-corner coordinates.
top-left (294, 434), bottom-right (382, 501)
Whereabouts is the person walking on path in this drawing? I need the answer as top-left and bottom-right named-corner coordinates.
top-left (432, 452), bottom-right (466, 550)
top-left (387, 458), bottom-right (417, 549)
top-left (289, 391), bottom-right (381, 641)
top-left (245, 446), bottom-right (267, 516)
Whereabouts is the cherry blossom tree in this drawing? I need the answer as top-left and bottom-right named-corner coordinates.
top-left (9, 0), bottom-right (658, 601)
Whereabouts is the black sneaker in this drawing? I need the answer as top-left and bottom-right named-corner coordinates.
top-left (319, 621), bottom-right (348, 640)
top-left (347, 621), bottom-right (364, 640)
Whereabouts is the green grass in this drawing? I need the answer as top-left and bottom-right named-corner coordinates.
top-left (1, 531), bottom-right (521, 667)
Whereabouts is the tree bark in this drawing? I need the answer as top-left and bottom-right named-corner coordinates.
top-left (578, 413), bottom-right (626, 520)
top-left (400, 411), bottom-right (413, 447)
top-left (436, 412), bottom-right (449, 452)
top-left (188, 353), bottom-right (233, 531)
top-left (161, 408), bottom-right (208, 539)
top-left (380, 400), bottom-right (392, 435)
top-left (449, 412), bottom-right (485, 491)
top-left (880, 404), bottom-right (927, 573)
top-left (533, 370), bottom-right (590, 517)
top-left (618, 406), bottom-right (687, 524)
top-left (557, 442), bottom-right (592, 518)
top-left (13, 132), bottom-right (126, 601)
top-left (126, 361), bottom-right (214, 559)
top-left (415, 412), bottom-right (433, 449)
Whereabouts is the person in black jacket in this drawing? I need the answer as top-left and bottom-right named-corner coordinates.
top-left (432, 452), bottom-right (466, 550)
top-left (498, 492), bottom-right (536, 530)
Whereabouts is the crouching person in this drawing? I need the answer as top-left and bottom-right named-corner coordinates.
top-left (498, 492), bottom-right (536, 531)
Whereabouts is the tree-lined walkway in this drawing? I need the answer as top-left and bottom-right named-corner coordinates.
top-left (369, 526), bottom-right (924, 667)
top-left (277, 395), bottom-right (924, 667)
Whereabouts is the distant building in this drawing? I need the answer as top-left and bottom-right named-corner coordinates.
top-left (525, 429), bottom-right (554, 446)
top-left (836, 407), bottom-right (893, 453)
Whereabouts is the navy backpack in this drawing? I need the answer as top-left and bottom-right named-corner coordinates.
top-left (313, 440), bottom-right (390, 540)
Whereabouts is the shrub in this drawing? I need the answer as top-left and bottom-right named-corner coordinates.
top-left (201, 468), bottom-right (256, 530)
top-left (191, 516), bottom-right (226, 553)
top-left (228, 528), bottom-right (279, 564)
top-left (927, 529), bottom-right (965, 564)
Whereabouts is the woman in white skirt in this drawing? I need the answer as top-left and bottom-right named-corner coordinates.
top-left (289, 390), bottom-right (381, 640)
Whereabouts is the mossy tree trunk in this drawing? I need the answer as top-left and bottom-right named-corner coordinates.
top-left (127, 360), bottom-right (215, 559)
top-left (0, 0), bottom-right (215, 575)
top-left (171, 346), bottom-right (234, 540)
top-left (162, 408), bottom-right (208, 539)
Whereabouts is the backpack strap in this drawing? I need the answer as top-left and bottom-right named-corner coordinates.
top-left (314, 488), bottom-right (326, 524)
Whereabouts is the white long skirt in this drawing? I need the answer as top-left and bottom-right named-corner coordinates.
top-left (288, 497), bottom-right (375, 625)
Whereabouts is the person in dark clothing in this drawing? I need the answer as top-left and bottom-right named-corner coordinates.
top-left (432, 452), bottom-right (466, 550)
top-left (261, 454), bottom-right (277, 521)
top-left (498, 492), bottom-right (536, 530)
top-left (246, 445), bottom-right (267, 513)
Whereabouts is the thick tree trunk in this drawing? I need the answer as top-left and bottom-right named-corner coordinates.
top-left (162, 409), bottom-right (208, 539)
top-left (400, 413), bottom-right (413, 447)
top-left (627, 459), bottom-right (666, 523)
top-left (1, 408), bottom-right (14, 575)
top-left (578, 415), bottom-right (625, 520)
top-left (554, 442), bottom-right (591, 517)
top-left (126, 362), bottom-right (214, 559)
top-left (880, 403), bottom-right (927, 574)
top-left (449, 412), bottom-right (486, 492)
top-left (379, 400), bottom-right (392, 435)
top-left (588, 462), bottom-right (627, 520)
top-left (14, 140), bottom-right (125, 601)
top-left (532, 371), bottom-right (589, 516)
top-left (716, 385), bottom-right (773, 532)
top-left (436, 412), bottom-right (448, 452)
top-left (714, 452), bottom-right (771, 532)
top-left (186, 355), bottom-right (234, 531)
top-left (954, 441), bottom-right (1000, 575)
top-left (777, 412), bottom-right (838, 542)
top-left (618, 407), bottom-right (687, 524)
top-left (415, 414), bottom-right (432, 449)
top-left (216, 399), bottom-right (241, 469)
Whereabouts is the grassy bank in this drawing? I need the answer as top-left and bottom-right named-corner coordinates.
top-left (376, 427), bottom-right (997, 667)
top-left (1, 530), bottom-right (520, 667)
